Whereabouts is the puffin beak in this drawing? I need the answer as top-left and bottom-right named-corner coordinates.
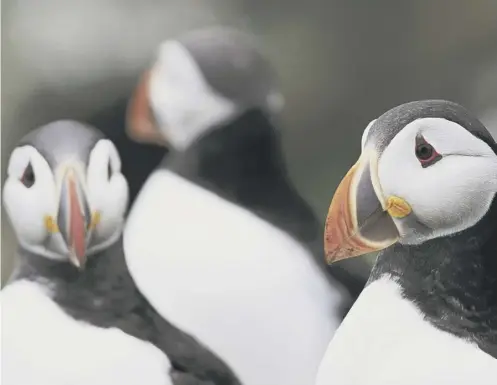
top-left (126, 67), bottom-right (167, 146)
top-left (324, 151), bottom-right (411, 264)
top-left (56, 168), bottom-right (93, 269)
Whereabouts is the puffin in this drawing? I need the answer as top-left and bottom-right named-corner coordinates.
top-left (316, 100), bottom-right (497, 385)
top-left (123, 26), bottom-right (366, 385)
top-left (1, 120), bottom-right (241, 385)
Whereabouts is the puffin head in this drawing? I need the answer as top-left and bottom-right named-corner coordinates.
top-left (126, 26), bottom-right (284, 151)
top-left (324, 100), bottom-right (497, 263)
top-left (3, 120), bottom-right (129, 269)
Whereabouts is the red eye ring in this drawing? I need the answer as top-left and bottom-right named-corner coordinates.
top-left (415, 136), bottom-right (441, 168)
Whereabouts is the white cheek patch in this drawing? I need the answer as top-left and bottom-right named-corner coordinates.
top-left (107, 141), bottom-right (122, 173)
top-left (361, 119), bottom-right (377, 151)
top-left (417, 118), bottom-right (495, 157)
top-left (87, 140), bottom-right (128, 243)
top-left (88, 141), bottom-right (107, 185)
top-left (8, 146), bottom-right (33, 178)
top-left (3, 147), bottom-right (57, 247)
top-left (86, 140), bottom-right (122, 192)
top-left (150, 40), bottom-right (237, 151)
top-left (93, 174), bottom-right (128, 242)
top-left (378, 118), bottom-right (497, 242)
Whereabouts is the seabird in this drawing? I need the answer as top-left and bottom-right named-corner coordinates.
top-left (124, 26), bottom-right (366, 385)
top-left (1, 120), bottom-right (241, 385)
top-left (316, 100), bottom-right (497, 385)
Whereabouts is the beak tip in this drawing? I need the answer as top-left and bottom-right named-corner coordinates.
top-left (324, 223), bottom-right (373, 264)
top-left (324, 219), bottom-right (352, 264)
top-left (324, 235), bottom-right (337, 264)
top-left (69, 253), bottom-right (86, 270)
top-left (324, 253), bottom-right (336, 265)
top-left (324, 246), bottom-right (355, 265)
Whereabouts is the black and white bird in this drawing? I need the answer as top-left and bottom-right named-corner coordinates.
top-left (317, 100), bottom-right (497, 385)
top-left (1, 120), bottom-right (241, 385)
top-left (124, 26), bottom-right (366, 385)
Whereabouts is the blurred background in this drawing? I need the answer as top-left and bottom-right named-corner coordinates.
top-left (2, 0), bottom-right (497, 283)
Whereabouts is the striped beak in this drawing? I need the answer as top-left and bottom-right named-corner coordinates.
top-left (324, 151), bottom-right (411, 264)
top-left (55, 168), bottom-right (93, 268)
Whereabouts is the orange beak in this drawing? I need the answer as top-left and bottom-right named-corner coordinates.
top-left (44, 167), bottom-right (101, 269)
top-left (57, 168), bottom-right (92, 269)
top-left (126, 67), bottom-right (167, 146)
top-left (324, 152), bottom-right (404, 264)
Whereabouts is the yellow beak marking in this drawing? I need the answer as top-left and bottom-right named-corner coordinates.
top-left (89, 211), bottom-right (101, 230)
top-left (386, 196), bottom-right (412, 219)
top-left (44, 211), bottom-right (101, 233)
top-left (44, 215), bottom-right (60, 233)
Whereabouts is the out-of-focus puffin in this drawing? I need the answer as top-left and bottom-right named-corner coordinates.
top-left (316, 100), bottom-right (497, 385)
top-left (1, 120), bottom-right (241, 385)
top-left (124, 26), bottom-right (366, 385)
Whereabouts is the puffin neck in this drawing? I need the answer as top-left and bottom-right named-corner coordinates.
top-left (14, 236), bottom-right (124, 285)
top-left (371, 196), bottom-right (497, 353)
top-left (172, 109), bottom-right (285, 195)
top-left (12, 236), bottom-right (148, 330)
top-left (166, 108), bottom-right (319, 244)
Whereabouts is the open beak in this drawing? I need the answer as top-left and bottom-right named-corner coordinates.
top-left (126, 67), bottom-right (167, 146)
top-left (56, 168), bottom-right (93, 269)
top-left (324, 151), bottom-right (412, 264)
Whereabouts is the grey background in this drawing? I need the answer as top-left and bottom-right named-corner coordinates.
top-left (2, 0), bottom-right (497, 283)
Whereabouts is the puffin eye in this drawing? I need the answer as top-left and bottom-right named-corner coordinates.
top-left (415, 136), bottom-right (441, 168)
top-left (21, 162), bottom-right (36, 188)
top-left (107, 159), bottom-right (113, 180)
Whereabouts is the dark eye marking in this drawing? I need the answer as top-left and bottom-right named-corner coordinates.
top-left (415, 135), bottom-right (442, 168)
top-left (21, 162), bottom-right (36, 188)
top-left (107, 159), bottom-right (113, 180)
